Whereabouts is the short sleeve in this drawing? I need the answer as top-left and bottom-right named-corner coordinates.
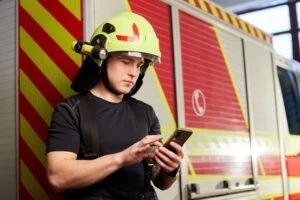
top-left (147, 105), bottom-right (161, 135)
top-left (46, 100), bottom-right (81, 154)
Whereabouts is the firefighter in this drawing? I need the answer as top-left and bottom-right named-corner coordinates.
top-left (46, 12), bottom-right (183, 200)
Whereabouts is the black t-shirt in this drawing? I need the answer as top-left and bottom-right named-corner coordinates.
top-left (46, 92), bottom-right (161, 197)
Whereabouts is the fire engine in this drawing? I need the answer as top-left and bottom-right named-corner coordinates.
top-left (1, 0), bottom-right (300, 199)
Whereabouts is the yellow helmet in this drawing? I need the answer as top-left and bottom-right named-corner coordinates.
top-left (90, 12), bottom-right (161, 65)
top-left (71, 12), bottom-right (161, 95)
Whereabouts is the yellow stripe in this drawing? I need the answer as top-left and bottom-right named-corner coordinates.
top-left (229, 14), bottom-right (239, 28)
top-left (192, 127), bottom-right (248, 135)
top-left (188, 174), bottom-right (251, 180)
top-left (188, 159), bottom-right (196, 175)
top-left (124, 0), bottom-right (132, 11)
top-left (20, 27), bottom-right (74, 98)
top-left (220, 10), bottom-right (230, 23)
top-left (186, 0), bottom-right (269, 43)
top-left (59, 0), bottom-right (81, 20)
top-left (20, 0), bottom-right (81, 65)
top-left (189, 139), bottom-right (198, 148)
top-left (256, 29), bottom-right (264, 40)
top-left (289, 188), bottom-right (300, 194)
top-left (209, 4), bottom-right (219, 18)
top-left (188, 0), bottom-right (196, 6)
top-left (200, 136), bottom-right (210, 149)
top-left (260, 193), bottom-right (284, 200)
top-left (189, 174), bottom-right (282, 181)
top-left (160, 125), bottom-right (177, 133)
top-left (239, 20), bottom-right (248, 32)
top-left (150, 67), bottom-right (177, 129)
top-left (21, 160), bottom-right (50, 200)
top-left (198, 0), bottom-right (208, 12)
top-left (248, 24), bottom-right (257, 36)
top-left (188, 129), bottom-right (199, 147)
top-left (258, 156), bottom-right (266, 176)
top-left (20, 114), bottom-right (46, 168)
top-left (213, 26), bottom-right (249, 129)
top-left (20, 69), bottom-right (53, 125)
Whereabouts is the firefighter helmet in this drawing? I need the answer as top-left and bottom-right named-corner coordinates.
top-left (71, 12), bottom-right (161, 95)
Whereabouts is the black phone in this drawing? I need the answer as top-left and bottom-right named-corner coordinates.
top-left (163, 128), bottom-right (193, 152)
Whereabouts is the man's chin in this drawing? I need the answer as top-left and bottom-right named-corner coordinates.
top-left (117, 88), bottom-right (132, 95)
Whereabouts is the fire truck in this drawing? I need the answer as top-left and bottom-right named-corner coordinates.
top-left (1, 0), bottom-right (300, 199)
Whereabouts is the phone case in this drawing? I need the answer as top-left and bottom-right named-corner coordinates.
top-left (163, 128), bottom-right (193, 152)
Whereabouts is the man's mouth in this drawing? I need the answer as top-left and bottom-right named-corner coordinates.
top-left (123, 80), bottom-right (134, 86)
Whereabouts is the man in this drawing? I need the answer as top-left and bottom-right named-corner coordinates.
top-left (46, 12), bottom-right (183, 200)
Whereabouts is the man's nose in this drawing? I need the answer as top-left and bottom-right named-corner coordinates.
top-left (128, 65), bottom-right (139, 77)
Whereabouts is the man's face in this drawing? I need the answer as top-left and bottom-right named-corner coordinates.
top-left (106, 55), bottom-right (144, 94)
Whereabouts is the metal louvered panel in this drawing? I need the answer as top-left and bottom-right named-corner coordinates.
top-left (180, 11), bottom-right (247, 131)
top-left (179, 9), bottom-right (254, 198)
top-left (244, 41), bottom-right (283, 198)
top-left (0, 0), bottom-right (16, 199)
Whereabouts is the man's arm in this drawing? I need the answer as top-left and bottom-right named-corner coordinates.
top-left (47, 151), bottom-right (123, 191)
top-left (47, 135), bottom-right (162, 191)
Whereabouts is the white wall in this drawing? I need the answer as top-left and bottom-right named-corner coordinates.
top-left (0, 0), bottom-right (17, 199)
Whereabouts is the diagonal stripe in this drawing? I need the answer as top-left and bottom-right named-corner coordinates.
top-left (248, 24), bottom-right (256, 36)
top-left (188, 0), bottom-right (196, 6)
top-left (19, 93), bottom-right (49, 142)
top-left (239, 20), bottom-right (248, 32)
top-left (20, 69), bottom-right (53, 125)
top-left (220, 10), bottom-right (230, 23)
top-left (188, 158), bottom-right (196, 175)
top-left (19, 6), bottom-right (80, 82)
top-left (20, 138), bottom-right (63, 200)
top-left (209, 4), bottom-right (219, 18)
top-left (185, 0), bottom-right (271, 44)
top-left (20, 114), bottom-right (46, 168)
top-left (59, 0), bottom-right (82, 21)
top-left (256, 29), bottom-right (264, 40)
top-left (258, 156), bottom-right (266, 176)
top-left (21, 160), bottom-right (50, 200)
top-left (150, 67), bottom-right (177, 129)
top-left (124, 0), bottom-right (131, 11)
top-left (197, 0), bottom-right (208, 12)
top-left (204, 1), bottom-right (212, 14)
top-left (213, 26), bottom-right (249, 129)
top-left (38, 0), bottom-right (82, 39)
top-left (20, 182), bottom-right (34, 200)
top-left (20, 27), bottom-right (74, 99)
top-left (229, 14), bottom-right (239, 28)
top-left (20, 0), bottom-right (80, 65)
top-left (19, 50), bottom-right (64, 107)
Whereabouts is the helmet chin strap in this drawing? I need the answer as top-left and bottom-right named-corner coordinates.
top-left (101, 64), bottom-right (123, 96)
top-left (100, 57), bottom-right (150, 97)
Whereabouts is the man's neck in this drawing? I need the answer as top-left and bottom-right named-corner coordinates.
top-left (90, 82), bottom-right (123, 103)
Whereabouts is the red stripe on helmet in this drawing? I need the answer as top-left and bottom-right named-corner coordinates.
top-left (116, 23), bottom-right (139, 42)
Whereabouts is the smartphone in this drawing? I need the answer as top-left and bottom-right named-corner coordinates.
top-left (163, 128), bottom-right (193, 152)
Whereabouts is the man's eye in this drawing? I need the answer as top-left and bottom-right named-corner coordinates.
top-left (122, 60), bottom-right (131, 64)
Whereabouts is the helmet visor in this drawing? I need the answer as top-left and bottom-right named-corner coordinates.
top-left (109, 51), bottom-right (161, 65)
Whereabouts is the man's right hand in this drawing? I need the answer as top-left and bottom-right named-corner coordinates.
top-left (118, 135), bottom-right (162, 167)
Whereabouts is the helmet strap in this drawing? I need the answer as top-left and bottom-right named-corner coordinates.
top-left (101, 64), bottom-right (123, 96)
